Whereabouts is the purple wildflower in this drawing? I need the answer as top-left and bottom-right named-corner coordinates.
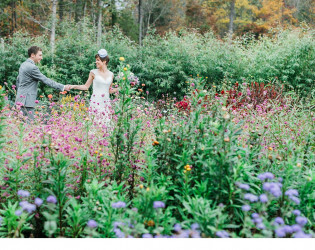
top-left (296, 216), bottom-right (307, 226)
top-left (289, 196), bottom-right (300, 205)
top-left (47, 195), bottom-right (57, 204)
top-left (142, 233), bottom-right (153, 238)
top-left (256, 223), bottom-right (265, 230)
top-left (153, 201), bottom-right (165, 209)
top-left (259, 194), bottom-right (268, 203)
top-left (174, 223), bottom-right (182, 233)
top-left (251, 213), bottom-right (260, 219)
top-left (17, 190), bottom-right (30, 198)
top-left (114, 228), bottom-right (125, 238)
top-left (292, 210), bottom-right (301, 216)
top-left (274, 217), bottom-right (284, 225)
top-left (294, 231), bottom-right (312, 238)
top-left (0, 216), bottom-right (2, 226)
top-left (285, 189), bottom-right (299, 197)
top-left (242, 205), bottom-right (251, 212)
top-left (177, 230), bottom-right (190, 238)
top-left (112, 201), bottom-right (126, 209)
top-left (15, 210), bottom-right (22, 216)
top-left (191, 230), bottom-right (201, 238)
top-left (216, 231), bottom-right (230, 238)
top-left (236, 183), bottom-right (250, 191)
top-left (113, 221), bottom-right (125, 229)
top-left (34, 198), bottom-right (43, 207)
top-left (253, 217), bottom-right (263, 224)
top-left (275, 227), bottom-right (286, 238)
top-left (258, 172), bottom-right (274, 181)
top-left (244, 193), bottom-right (258, 202)
top-left (278, 177), bottom-right (283, 183)
top-left (291, 224), bottom-right (302, 233)
top-left (283, 225), bottom-right (293, 234)
top-left (87, 219), bottom-right (98, 228)
top-left (191, 223), bottom-right (199, 230)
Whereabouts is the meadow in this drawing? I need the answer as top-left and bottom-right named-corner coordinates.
top-left (0, 29), bottom-right (314, 238)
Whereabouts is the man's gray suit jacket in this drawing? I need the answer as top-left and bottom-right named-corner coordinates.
top-left (15, 58), bottom-right (64, 108)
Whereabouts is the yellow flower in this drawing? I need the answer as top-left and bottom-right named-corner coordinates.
top-left (139, 184), bottom-right (144, 189)
top-left (146, 187), bottom-right (150, 191)
top-left (268, 147), bottom-right (273, 151)
top-left (224, 137), bottom-right (230, 142)
top-left (94, 151), bottom-right (98, 154)
top-left (119, 57), bottom-right (125, 61)
top-left (123, 77), bottom-right (126, 81)
top-left (0, 86), bottom-right (2, 90)
top-left (99, 153), bottom-right (103, 157)
top-left (124, 67), bottom-right (127, 71)
top-left (184, 170), bottom-right (187, 173)
top-left (213, 85), bottom-right (216, 88)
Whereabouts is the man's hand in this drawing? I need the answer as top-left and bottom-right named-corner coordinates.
top-left (64, 85), bottom-right (71, 91)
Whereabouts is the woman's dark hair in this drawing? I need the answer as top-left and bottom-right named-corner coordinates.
top-left (95, 54), bottom-right (110, 65)
top-left (28, 46), bottom-right (42, 57)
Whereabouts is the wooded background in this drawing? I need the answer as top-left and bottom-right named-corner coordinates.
top-left (1, 0), bottom-right (314, 44)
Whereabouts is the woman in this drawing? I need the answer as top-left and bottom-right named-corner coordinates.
top-left (69, 49), bottom-right (119, 125)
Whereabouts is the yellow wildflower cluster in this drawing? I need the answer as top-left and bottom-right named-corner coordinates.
top-left (184, 164), bottom-right (191, 173)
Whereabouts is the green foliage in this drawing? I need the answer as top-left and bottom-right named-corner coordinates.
top-left (1, 25), bottom-right (314, 102)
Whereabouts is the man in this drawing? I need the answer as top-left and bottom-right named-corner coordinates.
top-left (15, 46), bottom-right (70, 121)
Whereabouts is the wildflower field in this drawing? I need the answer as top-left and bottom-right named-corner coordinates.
top-left (0, 57), bottom-right (314, 238)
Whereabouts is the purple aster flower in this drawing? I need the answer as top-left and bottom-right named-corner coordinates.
top-left (263, 182), bottom-right (271, 191)
top-left (47, 195), bottom-right (57, 204)
top-left (153, 201), bottom-right (165, 209)
top-left (34, 198), bottom-right (43, 207)
top-left (274, 217), bottom-right (284, 225)
top-left (283, 225), bottom-right (293, 234)
top-left (251, 213), bottom-right (260, 219)
top-left (275, 227), bottom-right (286, 238)
top-left (191, 223), bottom-right (199, 230)
top-left (177, 230), bottom-right (190, 238)
top-left (259, 194), bottom-right (268, 203)
top-left (114, 228), bottom-right (125, 238)
top-left (291, 224), bottom-right (302, 233)
top-left (19, 201), bottom-right (28, 208)
top-left (285, 189), bottom-right (299, 197)
top-left (112, 201), bottom-right (126, 209)
top-left (23, 203), bottom-right (36, 214)
top-left (278, 177), bottom-right (283, 183)
top-left (296, 216), bottom-right (307, 226)
top-left (191, 231), bottom-right (201, 238)
top-left (216, 231), bottom-right (230, 238)
top-left (256, 223), bottom-right (265, 230)
top-left (289, 196), bottom-right (300, 205)
top-left (87, 219), bottom-right (98, 228)
top-left (292, 210), bottom-right (301, 216)
top-left (258, 172), bottom-right (274, 181)
top-left (237, 183), bottom-right (250, 191)
top-left (253, 217), bottom-right (263, 224)
top-left (244, 193), bottom-right (258, 202)
top-left (142, 233), bottom-right (153, 238)
top-left (113, 221), bottom-right (125, 229)
top-left (15, 210), bottom-right (22, 216)
top-left (17, 190), bottom-right (30, 198)
top-left (173, 223), bottom-right (182, 233)
top-left (242, 205), bottom-right (251, 212)
top-left (294, 231), bottom-right (312, 238)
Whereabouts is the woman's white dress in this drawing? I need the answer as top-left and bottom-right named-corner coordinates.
top-left (89, 69), bottom-right (113, 126)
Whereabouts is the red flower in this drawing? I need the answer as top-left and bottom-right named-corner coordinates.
top-left (221, 90), bottom-right (225, 95)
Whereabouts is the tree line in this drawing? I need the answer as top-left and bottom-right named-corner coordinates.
top-left (0, 0), bottom-right (314, 45)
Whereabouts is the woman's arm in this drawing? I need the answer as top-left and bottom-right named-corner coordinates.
top-left (70, 72), bottom-right (94, 91)
top-left (109, 74), bottom-right (119, 94)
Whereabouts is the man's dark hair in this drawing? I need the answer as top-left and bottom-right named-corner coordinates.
top-left (28, 46), bottom-right (42, 57)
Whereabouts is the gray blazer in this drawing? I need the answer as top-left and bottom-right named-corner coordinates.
top-left (15, 58), bottom-right (64, 108)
